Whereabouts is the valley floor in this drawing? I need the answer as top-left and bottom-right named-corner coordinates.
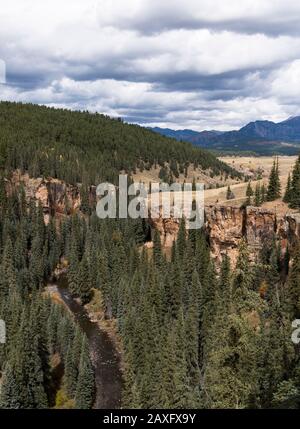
top-left (205, 156), bottom-right (299, 215)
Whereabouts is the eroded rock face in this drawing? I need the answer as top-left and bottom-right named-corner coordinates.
top-left (205, 206), bottom-right (300, 264)
top-left (278, 214), bottom-right (300, 253)
top-left (148, 216), bottom-right (180, 247)
top-left (8, 171), bottom-right (96, 222)
top-left (246, 206), bottom-right (276, 240)
top-left (7, 172), bottom-right (300, 265)
top-left (205, 206), bottom-right (244, 265)
top-left (149, 204), bottom-right (300, 266)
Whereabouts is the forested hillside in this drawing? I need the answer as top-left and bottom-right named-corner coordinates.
top-left (0, 102), bottom-right (300, 409)
top-left (1, 181), bottom-right (300, 408)
top-left (0, 188), bottom-right (94, 408)
top-left (0, 102), bottom-right (239, 185)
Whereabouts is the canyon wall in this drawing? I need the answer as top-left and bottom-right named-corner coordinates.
top-left (206, 206), bottom-right (300, 264)
top-left (149, 205), bottom-right (300, 265)
top-left (7, 172), bottom-right (300, 264)
top-left (9, 172), bottom-right (96, 222)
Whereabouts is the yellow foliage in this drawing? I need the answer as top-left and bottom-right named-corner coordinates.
top-left (259, 280), bottom-right (268, 299)
top-left (55, 388), bottom-right (75, 409)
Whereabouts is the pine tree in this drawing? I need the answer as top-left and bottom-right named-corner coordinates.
top-left (177, 218), bottom-right (186, 259)
top-left (25, 336), bottom-right (48, 408)
top-left (0, 363), bottom-right (22, 409)
top-left (185, 289), bottom-right (200, 390)
top-left (272, 380), bottom-right (299, 409)
top-left (287, 245), bottom-right (300, 319)
top-left (283, 173), bottom-right (293, 204)
top-left (167, 256), bottom-right (183, 318)
top-left (75, 336), bottom-right (94, 409)
top-left (0, 237), bottom-right (17, 298)
top-left (78, 255), bottom-right (92, 305)
top-left (68, 243), bottom-right (80, 297)
top-left (204, 312), bottom-right (261, 408)
top-left (246, 181), bottom-right (253, 205)
top-left (226, 185), bottom-right (234, 200)
top-left (153, 229), bottom-right (163, 267)
top-left (261, 183), bottom-right (267, 203)
top-left (22, 313), bottom-right (48, 408)
top-left (192, 177), bottom-right (196, 192)
top-left (254, 182), bottom-right (261, 206)
top-left (218, 253), bottom-right (232, 310)
top-left (80, 185), bottom-right (91, 215)
top-left (289, 155), bottom-right (300, 208)
top-left (267, 158), bottom-right (281, 201)
top-left (139, 307), bottom-right (161, 408)
top-left (122, 341), bottom-right (140, 408)
top-left (63, 342), bottom-right (78, 398)
top-left (258, 295), bottom-right (295, 408)
top-left (232, 239), bottom-right (254, 310)
top-left (172, 310), bottom-right (190, 408)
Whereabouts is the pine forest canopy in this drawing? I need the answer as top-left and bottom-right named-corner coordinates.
top-left (0, 102), bottom-right (240, 186)
top-left (0, 102), bottom-right (300, 409)
top-left (1, 184), bottom-right (300, 409)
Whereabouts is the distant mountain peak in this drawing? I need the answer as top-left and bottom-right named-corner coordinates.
top-left (149, 116), bottom-right (300, 155)
top-left (280, 115), bottom-right (300, 124)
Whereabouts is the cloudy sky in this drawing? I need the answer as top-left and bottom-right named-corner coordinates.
top-left (0, 0), bottom-right (300, 130)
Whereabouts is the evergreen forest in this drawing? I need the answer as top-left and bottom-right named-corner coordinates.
top-left (0, 103), bottom-right (300, 409)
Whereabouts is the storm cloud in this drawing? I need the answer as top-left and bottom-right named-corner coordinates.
top-left (0, 0), bottom-right (300, 130)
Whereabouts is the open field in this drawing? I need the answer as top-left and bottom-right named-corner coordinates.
top-left (144, 156), bottom-right (298, 215)
top-left (205, 156), bottom-right (299, 215)
top-left (219, 155), bottom-right (297, 179)
top-left (138, 156), bottom-right (299, 217)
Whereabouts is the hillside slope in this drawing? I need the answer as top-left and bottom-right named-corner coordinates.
top-left (0, 102), bottom-right (239, 185)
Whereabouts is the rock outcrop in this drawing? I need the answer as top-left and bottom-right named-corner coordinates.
top-left (148, 216), bottom-right (180, 248)
top-left (149, 204), bottom-right (300, 265)
top-left (7, 172), bottom-right (300, 265)
top-left (8, 171), bottom-right (96, 222)
top-left (206, 206), bottom-right (300, 264)
top-left (205, 206), bottom-right (245, 265)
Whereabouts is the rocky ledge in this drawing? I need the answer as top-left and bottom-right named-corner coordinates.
top-left (149, 205), bottom-right (300, 265)
top-left (6, 172), bottom-right (300, 265)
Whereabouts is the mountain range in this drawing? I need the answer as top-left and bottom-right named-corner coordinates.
top-left (150, 116), bottom-right (300, 155)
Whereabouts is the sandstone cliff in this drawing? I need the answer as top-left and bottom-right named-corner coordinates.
top-left (149, 204), bottom-right (300, 265)
top-left (207, 206), bottom-right (300, 263)
top-left (6, 172), bottom-right (300, 264)
top-left (9, 171), bottom-right (96, 223)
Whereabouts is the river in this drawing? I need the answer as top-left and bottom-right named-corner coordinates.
top-left (49, 277), bottom-right (123, 409)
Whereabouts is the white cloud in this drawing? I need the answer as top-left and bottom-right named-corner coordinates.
top-left (269, 60), bottom-right (300, 103)
top-left (97, 0), bottom-right (300, 34)
top-left (0, 0), bottom-right (300, 129)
